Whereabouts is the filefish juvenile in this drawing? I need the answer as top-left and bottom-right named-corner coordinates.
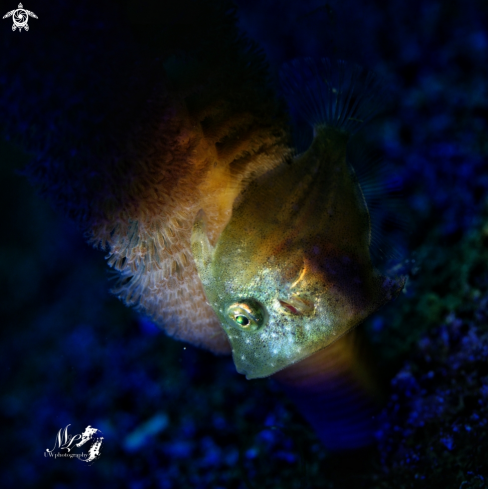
top-left (3, 0), bottom-right (405, 452)
top-left (191, 58), bottom-right (404, 379)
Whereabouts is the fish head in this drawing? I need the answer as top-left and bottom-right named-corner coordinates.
top-left (191, 197), bottom-right (403, 379)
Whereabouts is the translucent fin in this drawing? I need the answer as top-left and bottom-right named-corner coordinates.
top-left (280, 58), bottom-right (385, 134)
top-left (274, 329), bottom-right (381, 451)
top-left (348, 144), bottom-right (411, 267)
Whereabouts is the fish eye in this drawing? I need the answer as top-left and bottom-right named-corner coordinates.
top-left (227, 300), bottom-right (266, 332)
top-left (235, 315), bottom-right (249, 326)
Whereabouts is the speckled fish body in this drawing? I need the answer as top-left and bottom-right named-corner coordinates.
top-left (192, 60), bottom-right (403, 379)
top-left (193, 128), bottom-right (399, 378)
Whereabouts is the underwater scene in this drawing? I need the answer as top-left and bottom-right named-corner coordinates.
top-left (1, 0), bottom-right (488, 487)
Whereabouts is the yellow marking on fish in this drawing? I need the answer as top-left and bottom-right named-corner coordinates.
top-left (290, 265), bottom-right (308, 289)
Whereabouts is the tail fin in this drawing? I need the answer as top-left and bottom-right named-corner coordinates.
top-left (274, 328), bottom-right (383, 451)
top-left (280, 58), bottom-right (385, 134)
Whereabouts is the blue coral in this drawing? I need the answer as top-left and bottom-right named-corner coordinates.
top-left (377, 295), bottom-right (488, 487)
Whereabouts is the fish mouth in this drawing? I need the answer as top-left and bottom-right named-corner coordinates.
top-left (278, 295), bottom-right (315, 316)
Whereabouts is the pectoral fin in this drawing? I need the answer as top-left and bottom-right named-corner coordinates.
top-left (190, 210), bottom-right (215, 283)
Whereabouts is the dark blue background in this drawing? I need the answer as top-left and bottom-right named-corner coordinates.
top-left (1, 0), bottom-right (488, 487)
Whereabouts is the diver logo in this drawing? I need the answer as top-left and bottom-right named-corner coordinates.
top-left (45, 424), bottom-right (104, 463)
top-left (2, 3), bottom-right (38, 31)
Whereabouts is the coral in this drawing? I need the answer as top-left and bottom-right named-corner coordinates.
top-left (1, 0), bottom-right (290, 353)
top-left (375, 225), bottom-right (488, 488)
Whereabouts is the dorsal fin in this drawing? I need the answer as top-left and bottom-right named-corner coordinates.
top-left (280, 58), bottom-right (385, 134)
top-left (281, 57), bottom-right (409, 269)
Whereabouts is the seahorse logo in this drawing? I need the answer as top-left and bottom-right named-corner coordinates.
top-left (2, 3), bottom-right (38, 32)
top-left (45, 424), bottom-right (104, 463)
